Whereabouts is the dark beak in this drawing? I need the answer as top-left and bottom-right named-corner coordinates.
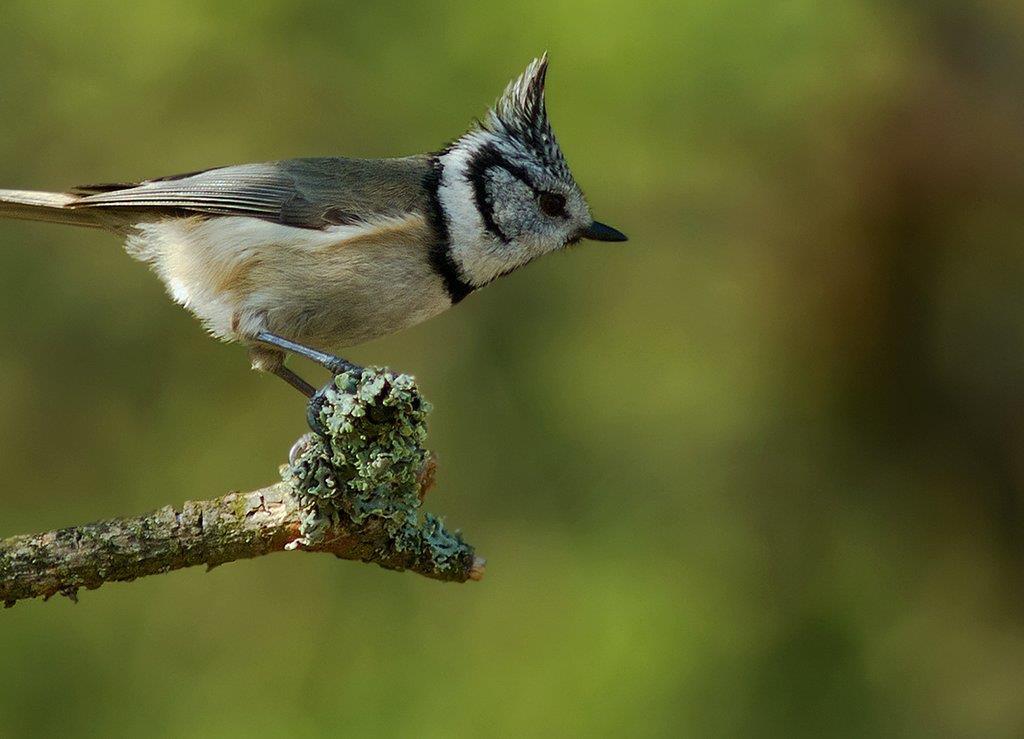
top-left (581, 221), bottom-right (628, 243)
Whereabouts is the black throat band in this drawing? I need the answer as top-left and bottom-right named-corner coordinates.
top-left (424, 155), bottom-right (474, 304)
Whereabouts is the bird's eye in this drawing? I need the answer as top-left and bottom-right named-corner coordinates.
top-left (538, 192), bottom-right (567, 218)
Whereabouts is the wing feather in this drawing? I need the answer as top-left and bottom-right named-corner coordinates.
top-left (72, 157), bottom-right (432, 230)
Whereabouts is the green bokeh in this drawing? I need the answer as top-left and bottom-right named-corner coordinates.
top-left (1, 1), bottom-right (1023, 736)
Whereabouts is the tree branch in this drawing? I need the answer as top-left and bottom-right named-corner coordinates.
top-left (0, 369), bottom-right (484, 606)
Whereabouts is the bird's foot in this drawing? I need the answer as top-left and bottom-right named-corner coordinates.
top-left (307, 384), bottom-right (332, 436)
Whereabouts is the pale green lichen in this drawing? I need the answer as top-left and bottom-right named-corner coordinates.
top-left (283, 368), bottom-right (470, 576)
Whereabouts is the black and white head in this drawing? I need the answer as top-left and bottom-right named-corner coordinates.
top-left (434, 54), bottom-right (626, 293)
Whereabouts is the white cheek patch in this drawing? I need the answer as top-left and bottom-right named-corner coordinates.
top-left (437, 139), bottom-right (488, 253)
top-left (437, 134), bottom-right (530, 288)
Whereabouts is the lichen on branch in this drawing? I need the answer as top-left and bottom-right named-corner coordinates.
top-left (0, 367), bottom-right (482, 606)
top-left (285, 368), bottom-right (475, 578)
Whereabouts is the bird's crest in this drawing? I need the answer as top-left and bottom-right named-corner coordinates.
top-left (480, 54), bottom-right (572, 181)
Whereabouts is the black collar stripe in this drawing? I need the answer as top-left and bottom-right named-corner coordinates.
top-left (424, 156), bottom-right (474, 304)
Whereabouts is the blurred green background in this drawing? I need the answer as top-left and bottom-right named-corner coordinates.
top-left (1, 1), bottom-right (1023, 736)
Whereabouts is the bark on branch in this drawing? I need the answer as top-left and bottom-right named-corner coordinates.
top-left (0, 369), bottom-right (483, 606)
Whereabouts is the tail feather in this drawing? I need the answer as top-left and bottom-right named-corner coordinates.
top-left (0, 189), bottom-right (101, 228)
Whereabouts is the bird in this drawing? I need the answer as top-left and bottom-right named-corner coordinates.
top-left (0, 54), bottom-right (627, 397)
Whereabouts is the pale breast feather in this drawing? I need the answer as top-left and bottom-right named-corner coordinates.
top-left (127, 212), bottom-right (451, 348)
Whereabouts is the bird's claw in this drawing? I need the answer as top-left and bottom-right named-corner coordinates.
top-left (306, 384), bottom-right (332, 436)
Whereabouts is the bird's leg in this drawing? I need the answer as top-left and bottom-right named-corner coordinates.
top-left (271, 364), bottom-right (316, 398)
top-left (254, 331), bottom-right (365, 436)
top-left (249, 345), bottom-right (317, 397)
top-left (255, 331), bottom-right (363, 377)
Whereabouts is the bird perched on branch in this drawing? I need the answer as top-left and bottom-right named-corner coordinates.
top-left (0, 54), bottom-right (626, 396)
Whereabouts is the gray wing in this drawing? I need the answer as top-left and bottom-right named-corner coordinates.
top-left (73, 156), bottom-right (433, 230)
